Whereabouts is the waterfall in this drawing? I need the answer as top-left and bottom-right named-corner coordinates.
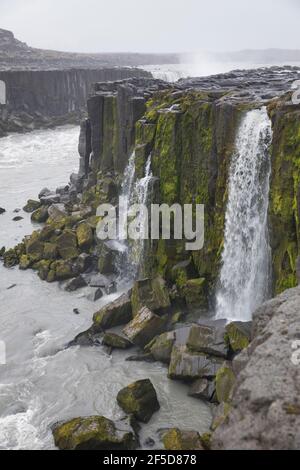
top-left (116, 152), bottom-right (153, 283)
top-left (216, 107), bottom-right (273, 322)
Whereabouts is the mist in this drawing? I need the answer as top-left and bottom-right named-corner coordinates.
top-left (1, 0), bottom-right (300, 53)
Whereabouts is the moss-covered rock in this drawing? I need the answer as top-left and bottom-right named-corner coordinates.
top-left (225, 321), bottom-right (251, 353)
top-left (215, 363), bottom-right (235, 403)
top-left (52, 416), bottom-right (137, 450)
top-left (76, 222), bottom-right (93, 250)
top-left (56, 229), bottom-right (79, 260)
top-left (3, 246), bottom-right (24, 267)
top-left (31, 206), bottom-right (49, 223)
top-left (187, 322), bottom-right (227, 358)
top-left (145, 331), bottom-right (175, 364)
top-left (131, 277), bottom-right (171, 316)
top-left (43, 242), bottom-right (58, 260)
top-left (168, 344), bottom-right (223, 381)
top-left (162, 428), bottom-right (204, 450)
top-left (93, 293), bottom-right (132, 331)
top-left (37, 259), bottom-right (52, 281)
top-left (19, 254), bottom-right (34, 270)
top-left (25, 235), bottom-right (44, 262)
top-left (211, 402), bottom-right (232, 432)
top-left (182, 278), bottom-right (207, 309)
top-left (123, 306), bottom-right (166, 348)
top-left (48, 260), bottom-right (74, 282)
top-left (102, 332), bottom-right (132, 350)
top-left (23, 199), bottom-right (41, 213)
top-left (117, 379), bottom-right (160, 423)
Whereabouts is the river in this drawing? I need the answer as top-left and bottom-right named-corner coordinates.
top-left (0, 126), bottom-right (211, 450)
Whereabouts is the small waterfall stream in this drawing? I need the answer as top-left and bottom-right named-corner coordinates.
top-left (216, 107), bottom-right (273, 321)
top-left (117, 152), bottom-right (153, 283)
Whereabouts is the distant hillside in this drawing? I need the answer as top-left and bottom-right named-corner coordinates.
top-left (0, 28), bottom-right (179, 70)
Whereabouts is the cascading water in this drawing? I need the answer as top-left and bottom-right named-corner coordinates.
top-left (116, 152), bottom-right (153, 282)
top-left (216, 107), bottom-right (273, 322)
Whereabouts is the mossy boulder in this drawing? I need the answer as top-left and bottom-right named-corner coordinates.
top-left (131, 277), bottom-right (171, 316)
top-left (37, 260), bottom-right (52, 281)
top-left (215, 363), bottom-right (235, 403)
top-left (123, 306), bottom-right (166, 348)
top-left (76, 222), bottom-right (93, 250)
top-left (102, 333), bottom-right (132, 350)
top-left (3, 248), bottom-right (20, 267)
top-left (187, 321), bottom-right (227, 358)
top-left (162, 428), bottom-right (204, 450)
top-left (93, 293), bottom-right (132, 331)
top-left (52, 416), bottom-right (137, 450)
top-left (23, 199), bottom-right (41, 213)
top-left (43, 242), bottom-right (58, 260)
top-left (168, 344), bottom-right (223, 381)
top-left (117, 379), bottom-right (160, 423)
top-left (188, 378), bottom-right (216, 402)
top-left (225, 321), bottom-right (251, 353)
top-left (25, 235), bottom-right (44, 262)
top-left (19, 254), bottom-right (34, 270)
top-left (183, 278), bottom-right (207, 309)
top-left (56, 229), bottom-right (79, 260)
top-left (31, 206), bottom-right (49, 223)
top-left (48, 260), bottom-right (74, 282)
top-left (145, 331), bottom-right (175, 364)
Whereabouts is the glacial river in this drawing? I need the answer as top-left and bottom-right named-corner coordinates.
top-left (0, 126), bottom-right (211, 450)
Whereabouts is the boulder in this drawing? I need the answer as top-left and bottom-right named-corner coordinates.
top-left (56, 230), bottom-right (79, 260)
top-left (12, 216), bottom-right (23, 221)
top-left (162, 428), bottom-right (204, 450)
top-left (102, 333), bottom-right (132, 350)
top-left (215, 363), bottom-right (235, 404)
top-left (225, 321), bottom-right (252, 353)
top-left (186, 320), bottom-right (227, 358)
top-left (47, 260), bottom-right (75, 282)
top-left (25, 235), bottom-right (44, 262)
top-left (43, 242), bottom-right (57, 260)
top-left (123, 307), bottom-right (165, 348)
top-left (31, 206), bottom-right (49, 223)
top-left (183, 278), bottom-right (207, 309)
top-left (0, 207), bottom-right (6, 214)
top-left (65, 275), bottom-right (87, 292)
top-left (131, 277), bottom-right (171, 316)
top-left (76, 222), bottom-right (93, 250)
top-left (19, 255), bottom-right (34, 270)
top-left (93, 293), bottom-right (132, 331)
top-left (38, 187), bottom-right (51, 199)
top-left (52, 416), bottom-right (137, 450)
top-left (168, 345), bottom-right (223, 381)
top-left (145, 331), bottom-right (176, 364)
top-left (23, 199), bottom-right (41, 213)
top-left (117, 379), bottom-right (160, 423)
top-left (47, 204), bottom-right (68, 222)
top-left (188, 378), bottom-right (216, 402)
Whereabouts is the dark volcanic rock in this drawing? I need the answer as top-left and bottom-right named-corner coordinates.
top-left (187, 320), bottom-right (228, 358)
top-left (123, 307), bottom-right (166, 348)
top-left (212, 286), bottom-right (300, 450)
top-left (102, 332), bottom-right (132, 350)
top-left (93, 293), bottom-right (132, 330)
top-left (117, 379), bottom-right (160, 423)
top-left (0, 207), bottom-right (5, 214)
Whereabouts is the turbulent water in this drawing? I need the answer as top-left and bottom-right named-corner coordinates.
top-left (0, 127), bottom-right (211, 450)
top-left (216, 108), bottom-right (272, 322)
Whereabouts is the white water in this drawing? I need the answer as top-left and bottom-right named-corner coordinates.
top-left (216, 108), bottom-right (272, 322)
top-left (117, 152), bottom-right (154, 281)
top-left (0, 127), bottom-right (211, 449)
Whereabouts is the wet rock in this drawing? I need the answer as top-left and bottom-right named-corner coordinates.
top-left (183, 278), bottom-right (207, 309)
top-left (125, 353), bottom-right (154, 363)
top-left (187, 320), bottom-right (228, 358)
top-left (87, 273), bottom-right (111, 288)
top-left (52, 415), bottom-right (138, 450)
top-left (225, 321), bottom-right (252, 353)
top-left (47, 204), bottom-right (68, 222)
top-left (12, 216), bottom-right (23, 221)
top-left (105, 281), bottom-right (117, 295)
top-left (69, 329), bottom-right (102, 347)
top-left (43, 242), bottom-right (58, 260)
top-left (47, 260), bottom-right (75, 282)
top-left (38, 187), bottom-right (51, 199)
top-left (19, 254), bottom-right (34, 270)
top-left (76, 222), bottom-right (93, 250)
top-left (37, 259), bottom-right (52, 280)
top-left (3, 248), bottom-right (20, 267)
top-left (97, 241), bottom-right (118, 274)
top-left (73, 253), bottom-right (94, 273)
top-left (25, 236), bottom-right (44, 262)
top-left (145, 331), bottom-right (176, 364)
top-left (162, 428), bottom-right (204, 450)
top-left (65, 275), bottom-right (87, 292)
top-left (88, 287), bottom-right (104, 301)
top-left (123, 306), bottom-right (166, 348)
top-left (102, 332), bottom-right (132, 350)
top-left (56, 229), bottom-right (79, 260)
top-left (93, 293), bottom-right (132, 331)
top-left (144, 437), bottom-right (155, 448)
top-left (215, 362), bottom-right (235, 404)
top-left (31, 206), bottom-right (49, 223)
top-left (188, 378), bottom-right (216, 402)
top-left (23, 199), bottom-right (41, 213)
top-left (40, 193), bottom-right (61, 205)
top-left (168, 345), bottom-right (223, 381)
top-left (73, 308), bottom-right (80, 315)
top-left (117, 379), bottom-right (160, 423)
top-left (131, 277), bottom-right (171, 316)
top-left (0, 246), bottom-right (5, 257)
top-left (0, 207), bottom-right (6, 214)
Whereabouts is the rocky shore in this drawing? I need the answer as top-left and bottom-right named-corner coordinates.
top-left (1, 67), bottom-right (300, 449)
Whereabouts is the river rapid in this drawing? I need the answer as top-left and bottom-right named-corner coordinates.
top-left (0, 126), bottom-right (211, 450)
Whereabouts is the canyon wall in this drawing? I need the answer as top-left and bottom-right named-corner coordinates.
top-left (0, 68), bottom-right (150, 136)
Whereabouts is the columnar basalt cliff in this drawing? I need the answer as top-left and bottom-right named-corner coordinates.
top-left (2, 67), bottom-right (300, 449)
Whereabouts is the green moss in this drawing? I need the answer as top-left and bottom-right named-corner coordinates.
top-left (215, 364), bottom-right (235, 403)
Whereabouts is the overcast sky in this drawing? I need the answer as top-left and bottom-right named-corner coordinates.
top-left (1, 0), bottom-right (300, 53)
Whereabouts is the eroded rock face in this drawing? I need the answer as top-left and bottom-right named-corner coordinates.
top-left (212, 286), bottom-right (300, 450)
top-left (52, 416), bottom-right (138, 450)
